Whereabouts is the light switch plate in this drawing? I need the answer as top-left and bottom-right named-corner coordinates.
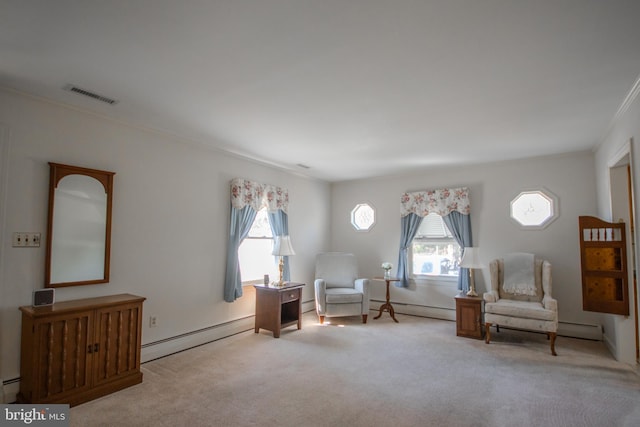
top-left (12, 232), bottom-right (41, 247)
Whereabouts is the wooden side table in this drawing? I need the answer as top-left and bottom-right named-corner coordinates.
top-left (373, 277), bottom-right (401, 323)
top-left (254, 282), bottom-right (305, 338)
top-left (454, 294), bottom-right (484, 339)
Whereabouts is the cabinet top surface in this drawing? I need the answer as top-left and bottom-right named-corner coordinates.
top-left (254, 282), bottom-right (305, 292)
top-left (20, 293), bottom-right (145, 316)
top-left (454, 294), bottom-right (483, 302)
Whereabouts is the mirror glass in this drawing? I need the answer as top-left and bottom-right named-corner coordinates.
top-left (46, 163), bottom-right (114, 287)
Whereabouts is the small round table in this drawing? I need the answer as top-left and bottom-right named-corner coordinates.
top-left (373, 277), bottom-right (401, 323)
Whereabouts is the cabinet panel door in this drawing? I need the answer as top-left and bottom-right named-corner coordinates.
top-left (34, 311), bottom-right (93, 401)
top-left (579, 216), bottom-right (629, 315)
top-left (93, 303), bottom-right (142, 386)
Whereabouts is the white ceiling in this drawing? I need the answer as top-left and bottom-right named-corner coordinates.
top-left (2, 0), bottom-right (640, 182)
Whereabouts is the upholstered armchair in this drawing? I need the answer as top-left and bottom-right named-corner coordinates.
top-left (314, 252), bottom-right (370, 324)
top-left (483, 253), bottom-right (558, 355)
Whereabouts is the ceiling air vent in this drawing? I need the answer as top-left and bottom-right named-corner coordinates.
top-left (63, 84), bottom-right (118, 105)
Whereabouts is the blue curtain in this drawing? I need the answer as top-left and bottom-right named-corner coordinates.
top-left (396, 213), bottom-right (424, 287)
top-left (443, 211), bottom-right (473, 292)
top-left (223, 205), bottom-right (258, 302)
top-left (268, 210), bottom-right (291, 281)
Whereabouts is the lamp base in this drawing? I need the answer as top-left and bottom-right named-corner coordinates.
top-left (466, 270), bottom-right (478, 296)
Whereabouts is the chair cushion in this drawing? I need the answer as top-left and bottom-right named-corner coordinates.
top-left (316, 253), bottom-right (358, 288)
top-left (485, 299), bottom-right (555, 321)
top-left (325, 288), bottom-right (363, 304)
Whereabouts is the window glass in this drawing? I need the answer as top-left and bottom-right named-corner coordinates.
top-left (510, 189), bottom-right (558, 229)
top-left (411, 213), bottom-right (461, 278)
top-left (351, 203), bottom-right (376, 231)
top-left (238, 209), bottom-right (279, 283)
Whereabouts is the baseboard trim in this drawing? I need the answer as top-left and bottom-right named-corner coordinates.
top-left (370, 300), bottom-right (602, 340)
top-left (141, 300), bottom-right (316, 363)
top-left (602, 332), bottom-right (616, 356)
top-left (141, 317), bottom-right (254, 363)
top-left (3, 379), bottom-right (19, 404)
top-left (370, 299), bottom-right (456, 322)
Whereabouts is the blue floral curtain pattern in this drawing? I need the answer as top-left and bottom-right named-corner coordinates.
top-left (397, 187), bottom-right (472, 288)
top-left (224, 178), bottom-right (290, 302)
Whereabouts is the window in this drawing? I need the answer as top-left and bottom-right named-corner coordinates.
top-left (411, 213), bottom-right (461, 278)
top-left (510, 189), bottom-right (558, 229)
top-left (238, 208), bottom-right (279, 284)
top-left (351, 203), bottom-right (376, 231)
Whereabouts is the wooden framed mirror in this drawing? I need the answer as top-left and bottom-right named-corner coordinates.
top-left (45, 163), bottom-right (115, 288)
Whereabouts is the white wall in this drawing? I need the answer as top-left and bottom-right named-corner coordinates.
top-left (0, 89), bottom-right (330, 398)
top-left (330, 151), bottom-right (602, 335)
top-left (593, 80), bottom-right (640, 365)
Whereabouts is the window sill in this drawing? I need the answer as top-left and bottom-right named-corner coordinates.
top-left (412, 275), bottom-right (458, 287)
top-left (242, 279), bottom-right (265, 287)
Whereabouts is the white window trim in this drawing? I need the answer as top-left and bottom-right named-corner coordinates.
top-left (351, 202), bottom-right (376, 232)
top-left (509, 187), bottom-right (559, 230)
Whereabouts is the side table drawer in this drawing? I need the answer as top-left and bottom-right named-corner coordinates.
top-left (281, 288), bottom-right (300, 303)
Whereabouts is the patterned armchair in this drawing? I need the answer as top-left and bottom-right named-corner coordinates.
top-left (483, 253), bottom-right (558, 355)
top-left (314, 253), bottom-right (370, 324)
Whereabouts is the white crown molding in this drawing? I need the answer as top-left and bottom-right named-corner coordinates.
top-left (597, 72), bottom-right (640, 150)
top-left (614, 72), bottom-right (640, 123)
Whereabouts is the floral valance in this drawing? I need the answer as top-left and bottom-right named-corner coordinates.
top-left (400, 187), bottom-right (470, 217)
top-left (230, 178), bottom-right (289, 213)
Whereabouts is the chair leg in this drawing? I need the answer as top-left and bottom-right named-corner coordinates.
top-left (362, 314), bottom-right (368, 324)
top-left (319, 315), bottom-right (324, 324)
top-left (549, 332), bottom-right (557, 356)
top-left (496, 324), bottom-right (500, 333)
top-left (485, 322), bottom-right (492, 344)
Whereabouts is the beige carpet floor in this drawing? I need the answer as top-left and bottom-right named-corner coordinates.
top-left (70, 312), bottom-right (640, 427)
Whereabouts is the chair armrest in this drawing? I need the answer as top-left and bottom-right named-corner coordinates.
top-left (542, 260), bottom-right (552, 296)
top-left (314, 279), bottom-right (327, 314)
top-left (483, 290), bottom-right (499, 303)
top-left (354, 278), bottom-right (370, 293)
top-left (355, 278), bottom-right (370, 313)
top-left (543, 295), bottom-right (557, 312)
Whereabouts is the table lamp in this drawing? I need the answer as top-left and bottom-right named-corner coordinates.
top-left (460, 247), bottom-right (483, 297)
top-left (272, 235), bottom-right (295, 286)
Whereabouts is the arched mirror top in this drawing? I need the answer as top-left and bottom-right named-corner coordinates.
top-left (51, 163), bottom-right (114, 193)
top-left (46, 163), bottom-right (115, 288)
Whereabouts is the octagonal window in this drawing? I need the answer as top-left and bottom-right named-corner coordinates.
top-left (510, 190), bottom-right (558, 229)
top-left (351, 203), bottom-right (376, 231)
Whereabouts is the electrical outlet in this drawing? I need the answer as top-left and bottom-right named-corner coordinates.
top-left (149, 316), bottom-right (158, 328)
top-left (12, 232), bottom-right (41, 247)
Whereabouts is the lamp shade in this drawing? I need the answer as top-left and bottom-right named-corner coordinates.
top-left (272, 235), bottom-right (296, 256)
top-left (460, 247), bottom-right (483, 268)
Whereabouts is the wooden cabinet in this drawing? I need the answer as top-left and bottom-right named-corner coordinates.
top-left (579, 216), bottom-right (629, 315)
top-left (18, 294), bottom-right (145, 407)
top-left (254, 283), bottom-right (304, 338)
top-left (455, 294), bottom-right (483, 339)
